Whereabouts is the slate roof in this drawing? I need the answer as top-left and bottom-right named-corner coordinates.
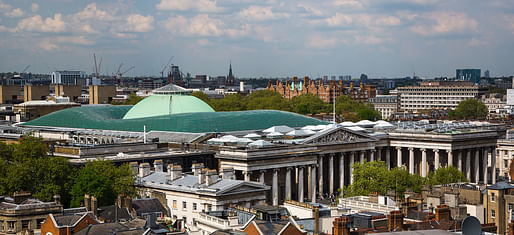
top-left (254, 219), bottom-right (291, 235)
top-left (486, 181), bottom-right (514, 190)
top-left (75, 218), bottom-right (166, 235)
top-left (137, 172), bottom-right (269, 196)
top-left (53, 212), bottom-right (92, 227)
top-left (98, 205), bottom-right (133, 223)
top-left (132, 198), bottom-right (168, 217)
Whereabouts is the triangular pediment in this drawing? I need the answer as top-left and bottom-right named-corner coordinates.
top-left (217, 182), bottom-right (269, 196)
top-left (301, 126), bottom-right (374, 144)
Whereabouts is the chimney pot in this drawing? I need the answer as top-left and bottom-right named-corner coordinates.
top-left (139, 163), bottom-right (151, 178)
top-left (154, 160), bottom-right (163, 172)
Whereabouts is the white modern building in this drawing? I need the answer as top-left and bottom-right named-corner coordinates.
top-left (135, 162), bottom-right (269, 229)
top-left (51, 71), bottom-right (86, 85)
top-left (369, 95), bottom-right (398, 120)
top-left (398, 81), bottom-right (482, 112)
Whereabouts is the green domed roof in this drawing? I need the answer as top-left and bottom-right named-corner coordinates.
top-left (23, 105), bottom-right (327, 133)
top-left (122, 95), bottom-right (214, 119)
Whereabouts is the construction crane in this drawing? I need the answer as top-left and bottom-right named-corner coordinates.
top-left (160, 56), bottom-right (174, 78)
top-left (21, 65), bottom-right (30, 74)
top-left (116, 64), bottom-right (134, 86)
top-left (93, 53), bottom-right (99, 77)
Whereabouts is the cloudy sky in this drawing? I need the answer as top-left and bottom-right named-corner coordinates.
top-left (0, 0), bottom-right (513, 78)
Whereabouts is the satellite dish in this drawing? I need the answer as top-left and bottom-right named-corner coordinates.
top-left (461, 216), bottom-right (481, 235)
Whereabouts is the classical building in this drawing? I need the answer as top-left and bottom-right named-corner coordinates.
top-left (369, 95), bottom-right (398, 120)
top-left (0, 192), bottom-right (62, 235)
top-left (266, 77), bottom-right (376, 103)
top-left (135, 162), bottom-right (269, 229)
top-left (397, 81), bottom-right (484, 112)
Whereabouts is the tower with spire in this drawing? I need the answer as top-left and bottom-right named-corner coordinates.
top-left (227, 62), bottom-right (234, 86)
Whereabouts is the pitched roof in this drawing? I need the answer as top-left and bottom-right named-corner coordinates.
top-left (97, 205), bottom-right (133, 222)
top-left (132, 198), bottom-right (168, 217)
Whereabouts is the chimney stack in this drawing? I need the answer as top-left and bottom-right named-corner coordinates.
top-left (332, 217), bottom-right (350, 235)
top-left (435, 205), bottom-right (450, 221)
top-left (139, 162), bottom-right (151, 178)
top-left (91, 196), bottom-right (98, 216)
top-left (388, 210), bottom-right (404, 232)
top-left (205, 169), bottom-right (219, 186)
top-left (154, 160), bottom-right (163, 172)
top-left (129, 162), bottom-right (139, 176)
top-left (221, 167), bottom-right (235, 180)
top-left (53, 194), bottom-right (61, 204)
top-left (192, 163), bottom-right (205, 176)
top-left (84, 194), bottom-right (91, 211)
top-left (169, 164), bottom-right (182, 181)
top-left (313, 206), bottom-right (319, 235)
top-left (198, 168), bottom-right (207, 185)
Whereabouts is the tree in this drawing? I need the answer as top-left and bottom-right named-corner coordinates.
top-left (290, 94), bottom-right (327, 114)
top-left (70, 159), bottom-right (135, 207)
top-left (210, 93), bottom-right (247, 111)
top-left (246, 90), bottom-right (292, 111)
top-left (191, 91), bottom-right (210, 104)
top-left (450, 99), bottom-right (488, 120)
top-left (426, 166), bottom-right (468, 186)
top-left (357, 108), bottom-right (381, 121)
top-left (344, 161), bottom-right (426, 197)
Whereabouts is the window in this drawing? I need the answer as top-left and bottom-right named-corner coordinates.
top-left (183, 217), bottom-right (187, 224)
top-left (7, 221), bottom-right (14, 232)
top-left (505, 160), bottom-right (509, 169)
top-left (207, 204), bottom-right (212, 211)
top-left (492, 209), bottom-right (496, 218)
top-left (22, 220), bottom-right (29, 229)
top-left (182, 201), bottom-right (187, 209)
top-left (193, 203), bottom-right (197, 211)
top-left (509, 204), bottom-right (513, 212)
top-left (0, 220), bottom-right (3, 232)
top-left (37, 219), bottom-right (44, 229)
top-left (492, 192), bottom-right (496, 202)
top-left (173, 200), bottom-right (177, 209)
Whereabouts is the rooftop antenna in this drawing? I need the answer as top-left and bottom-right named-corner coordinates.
top-left (333, 92), bottom-right (336, 123)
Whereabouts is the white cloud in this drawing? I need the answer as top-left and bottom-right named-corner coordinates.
top-left (164, 14), bottom-right (223, 37)
top-left (325, 13), bottom-right (353, 27)
top-left (0, 0), bottom-right (11, 11)
top-left (238, 6), bottom-right (289, 21)
top-left (74, 3), bottom-right (114, 21)
top-left (468, 38), bottom-right (487, 46)
top-left (55, 36), bottom-right (94, 45)
top-left (376, 16), bottom-right (401, 26)
top-left (0, 25), bottom-right (6, 31)
top-left (39, 40), bottom-right (58, 51)
top-left (156, 0), bottom-right (221, 12)
top-left (332, 0), bottom-right (364, 8)
top-left (5, 8), bottom-right (24, 18)
top-left (307, 35), bottom-right (341, 48)
top-left (31, 3), bottom-right (39, 13)
top-left (14, 13), bottom-right (67, 33)
top-left (504, 14), bottom-right (514, 33)
top-left (123, 14), bottom-right (154, 33)
top-left (411, 12), bottom-right (478, 36)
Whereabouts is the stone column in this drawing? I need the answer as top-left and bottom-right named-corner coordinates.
top-left (259, 170), bottom-right (265, 184)
top-left (409, 147), bottom-right (414, 174)
top-left (483, 148), bottom-right (489, 185)
top-left (377, 147), bottom-right (382, 161)
top-left (421, 148), bottom-right (427, 177)
top-left (272, 169), bottom-right (279, 206)
top-left (458, 151), bottom-right (463, 173)
top-left (360, 151), bottom-right (365, 164)
top-left (307, 165), bottom-right (312, 200)
top-left (329, 154), bottom-right (334, 194)
top-left (396, 147), bottom-right (402, 168)
top-left (311, 165), bottom-right (317, 203)
top-left (386, 147), bottom-right (391, 169)
top-left (298, 166), bottom-right (304, 202)
top-left (492, 147), bottom-right (497, 184)
top-left (350, 152), bottom-right (355, 184)
top-left (339, 153), bottom-right (345, 190)
top-left (243, 171), bottom-right (250, 182)
top-left (285, 168), bottom-right (291, 200)
top-left (447, 150), bottom-right (453, 167)
top-left (434, 149), bottom-right (440, 170)
top-left (318, 155), bottom-right (323, 194)
top-left (474, 149), bottom-right (480, 183)
top-left (500, 150), bottom-right (504, 177)
top-left (466, 150), bottom-right (471, 180)
top-left (370, 150), bottom-right (375, 162)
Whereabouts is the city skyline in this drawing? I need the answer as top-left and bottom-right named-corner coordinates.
top-left (0, 0), bottom-right (513, 78)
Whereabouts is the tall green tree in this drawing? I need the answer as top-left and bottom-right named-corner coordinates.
top-left (210, 93), bottom-right (247, 111)
top-left (450, 99), bottom-right (488, 120)
top-left (290, 94), bottom-right (327, 114)
top-left (344, 161), bottom-right (425, 197)
top-left (191, 91), bottom-right (210, 104)
top-left (426, 166), bottom-right (468, 186)
top-left (246, 90), bottom-right (292, 111)
top-left (70, 159), bottom-right (135, 207)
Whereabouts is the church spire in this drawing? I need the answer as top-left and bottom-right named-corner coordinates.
top-left (227, 61), bottom-right (234, 86)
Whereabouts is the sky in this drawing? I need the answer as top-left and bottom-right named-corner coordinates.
top-left (0, 0), bottom-right (513, 79)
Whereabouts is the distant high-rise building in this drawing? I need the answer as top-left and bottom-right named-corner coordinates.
top-left (226, 62), bottom-right (235, 86)
top-left (360, 74), bottom-right (368, 82)
top-left (456, 69), bottom-right (481, 84)
top-left (331, 76), bottom-right (336, 80)
top-left (485, 70), bottom-right (490, 78)
top-left (51, 71), bottom-right (86, 85)
top-left (168, 66), bottom-right (183, 87)
top-left (341, 75), bottom-right (352, 81)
